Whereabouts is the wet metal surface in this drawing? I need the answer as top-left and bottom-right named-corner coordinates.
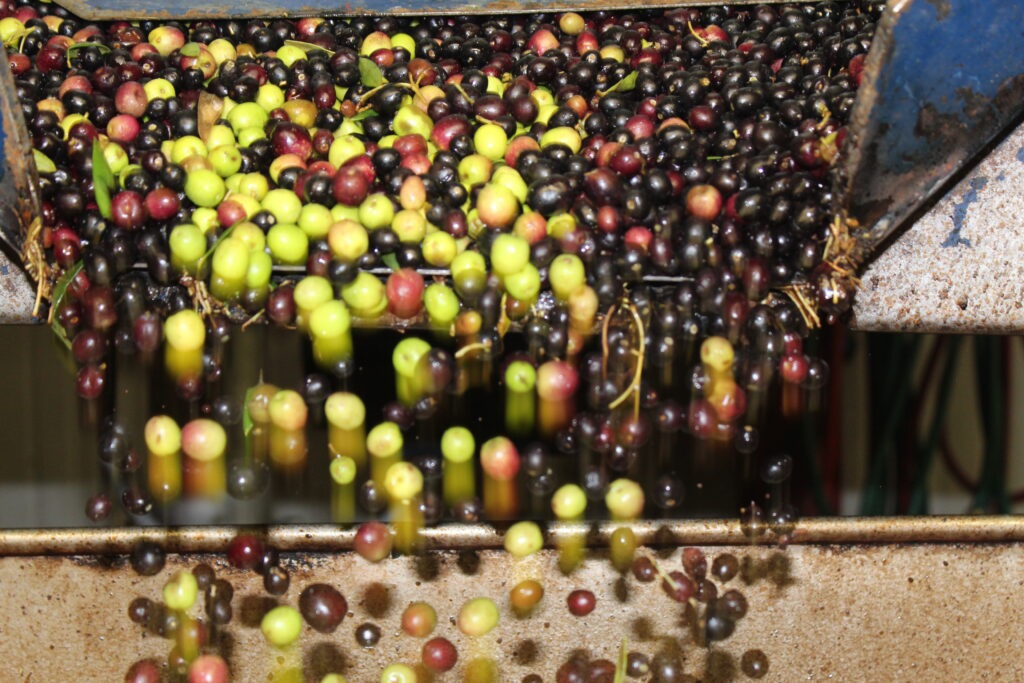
top-left (1, 542), bottom-right (1021, 680)
top-left (840, 0), bottom-right (1024, 261)
top-left (852, 120), bottom-right (1024, 332)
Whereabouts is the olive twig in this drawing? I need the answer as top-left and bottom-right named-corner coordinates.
top-left (600, 302), bottom-right (617, 381)
top-left (355, 81), bottom-right (418, 114)
top-left (643, 551), bottom-right (682, 592)
top-left (240, 309), bottom-right (264, 330)
top-left (22, 217), bottom-right (50, 318)
top-left (687, 21), bottom-right (710, 47)
top-left (607, 302), bottom-right (646, 420)
top-left (181, 274), bottom-right (222, 319)
top-left (449, 81), bottom-right (475, 105)
top-left (455, 340), bottom-right (492, 359)
top-left (497, 293), bottom-right (511, 339)
top-left (780, 284), bottom-right (821, 329)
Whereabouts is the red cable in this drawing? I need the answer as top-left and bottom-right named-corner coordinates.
top-left (940, 340), bottom-right (1024, 504)
top-left (940, 432), bottom-right (976, 492)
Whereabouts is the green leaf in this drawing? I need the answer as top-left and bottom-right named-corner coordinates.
top-left (381, 252), bottom-right (400, 272)
top-left (358, 57), bottom-right (384, 88)
top-left (32, 149), bottom-right (56, 175)
top-left (284, 39), bottom-right (335, 56)
top-left (614, 71), bottom-right (638, 92)
top-left (91, 137), bottom-right (115, 220)
top-left (65, 41), bottom-right (110, 66)
top-left (94, 180), bottom-right (112, 220)
top-left (242, 385), bottom-right (255, 437)
top-left (197, 221), bottom-right (239, 270)
top-left (92, 138), bottom-right (114, 191)
top-left (599, 71), bottom-right (638, 97)
top-left (180, 42), bottom-right (201, 57)
top-left (351, 109), bottom-right (379, 122)
top-left (67, 41), bottom-right (111, 56)
top-left (50, 261), bottom-right (83, 350)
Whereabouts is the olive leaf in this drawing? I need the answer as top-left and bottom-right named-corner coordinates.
top-left (283, 39), bottom-right (335, 57)
top-left (196, 221), bottom-right (239, 271)
top-left (32, 149), bottom-right (56, 175)
top-left (351, 109), bottom-right (379, 122)
top-left (381, 252), bottom-right (400, 272)
top-left (91, 139), bottom-right (115, 220)
top-left (599, 71), bottom-right (638, 97)
top-left (358, 57), bottom-right (384, 88)
top-left (93, 180), bottom-right (111, 220)
top-left (180, 42), bottom-right (201, 58)
top-left (197, 91), bottom-right (224, 143)
top-left (49, 260), bottom-right (83, 349)
top-left (242, 384), bottom-right (255, 437)
top-left (66, 41), bottom-right (110, 67)
top-left (92, 138), bottom-right (114, 188)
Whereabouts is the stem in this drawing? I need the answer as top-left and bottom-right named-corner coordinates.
top-left (687, 21), bottom-right (709, 47)
top-left (455, 340), bottom-right (491, 359)
top-left (606, 303), bottom-right (646, 421)
top-left (355, 80), bottom-right (417, 113)
top-left (601, 303), bottom-right (616, 382)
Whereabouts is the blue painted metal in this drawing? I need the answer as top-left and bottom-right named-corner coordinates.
top-left (841, 0), bottom-right (1024, 258)
top-left (54, 0), bottom-right (743, 19)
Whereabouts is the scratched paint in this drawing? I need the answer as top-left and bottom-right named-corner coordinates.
top-left (1017, 146), bottom-right (1024, 162)
top-left (941, 176), bottom-right (987, 248)
top-left (55, 0), bottom-right (752, 19)
top-left (844, 0), bottom-right (1024, 252)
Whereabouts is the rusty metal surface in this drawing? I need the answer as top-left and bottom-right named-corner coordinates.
top-left (851, 120), bottom-right (1024, 332)
top-left (3, 516), bottom-right (1024, 555)
top-left (840, 0), bottom-right (1024, 263)
top-left (52, 0), bottom-right (801, 21)
top-left (1, 542), bottom-right (1021, 681)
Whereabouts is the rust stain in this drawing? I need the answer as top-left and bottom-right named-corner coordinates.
top-left (924, 0), bottom-right (951, 21)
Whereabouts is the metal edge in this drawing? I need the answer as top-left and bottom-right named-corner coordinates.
top-left (839, 0), bottom-right (1024, 263)
top-left (0, 45), bottom-right (40, 250)
top-left (52, 0), bottom-right (814, 22)
top-left (2, 516), bottom-right (1023, 555)
top-left (833, 0), bottom-right (900, 261)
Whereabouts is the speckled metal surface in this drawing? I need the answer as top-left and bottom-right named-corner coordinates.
top-left (0, 543), bottom-right (1019, 681)
top-left (852, 121), bottom-right (1024, 332)
top-left (0, 250), bottom-right (36, 323)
